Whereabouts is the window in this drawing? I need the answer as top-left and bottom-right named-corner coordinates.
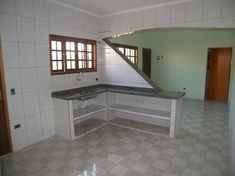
top-left (50, 35), bottom-right (97, 75)
top-left (114, 43), bottom-right (138, 65)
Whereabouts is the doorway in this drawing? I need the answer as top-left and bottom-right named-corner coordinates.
top-left (205, 48), bottom-right (232, 103)
top-left (142, 48), bottom-right (151, 78)
top-left (0, 41), bottom-right (12, 156)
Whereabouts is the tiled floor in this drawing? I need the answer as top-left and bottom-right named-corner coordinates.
top-left (0, 99), bottom-right (229, 176)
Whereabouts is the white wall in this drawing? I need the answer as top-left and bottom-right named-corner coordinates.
top-left (0, 0), bottom-right (101, 151)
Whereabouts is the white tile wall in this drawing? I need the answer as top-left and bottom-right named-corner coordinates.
top-left (1, 0), bottom-right (235, 151)
top-left (0, 0), bottom-right (101, 151)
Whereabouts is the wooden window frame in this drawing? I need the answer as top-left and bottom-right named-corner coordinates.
top-left (114, 43), bottom-right (138, 65)
top-left (49, 34), bottom-right (97, 75)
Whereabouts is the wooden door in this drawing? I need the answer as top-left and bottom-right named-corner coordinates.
top-left (142, 48), bottom-right (151, 78)
top-left (205, 48), bottom-right (232, 102)
top-left (0, 41), bottom-right (12, 156)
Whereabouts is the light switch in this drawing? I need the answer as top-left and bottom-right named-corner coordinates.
top-left (10, 88), bottom-right (15, 95)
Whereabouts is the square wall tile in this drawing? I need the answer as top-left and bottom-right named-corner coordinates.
top-left (23, 92), bottom-right (40, 116)
top-left (62, 7), bottom-right (74, 26)
top-left (34, 20), bottom-right (49, 44)
top-left (186, 0), bottom-right (203, 22)
top-left (130, 11), bottom-right (143, 30)
top-left (143, 9), bottom-right (156, 28)
top-left (51, 75), bottom-right (65, 91)
top-left (1, 41), bottom-right (19, 68)
top-left (41, 110), bottom-right (54, 134)
top-left (0, 0), bottom-right (15, 14)
top-left (18, 43), bottom-right (36, 68)
top-left (7, 94), bottom-right (25, 120)
top-left (49, 3), bottom-right (62, 24)
top-left (35, 44), bottom-right (50, 68)
top-left (156, 6), bottom-right (170, 26)
top-left (33, 0), bottom-right (49, 21)
top-left (203, 0), bottom-right (222, 20)
top-left (170, 3), bottom-right (186, 24)
top-left (37, 67), bottom-right (51, 90)
top-left (21, 68), bottom-right (38, 92)
top-left (0, 13), bottom-right (17, 41)
top-left (10, 118), bottom-right (27, 151)
top-left (222, 0), bottom-right (235, 18)
top-left (39, 90), bottom-right (53, 112)
top-left (75, 11), bottom-right (84, 28)
top-left (119, 14), bottom-right (131, 32)
top-left (15, 0), bottom-right (34, 18)
top-left (5, 68), bottom-right (22, 95)
top-left (17, 17), bottom-right (35, 43)
top-left (25, 113), bottom-right (42, 142)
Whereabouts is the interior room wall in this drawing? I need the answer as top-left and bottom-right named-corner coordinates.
top-left (0, 0), bottom-right (101, 151)
top-left (150, 30), bottom-right (235, 100)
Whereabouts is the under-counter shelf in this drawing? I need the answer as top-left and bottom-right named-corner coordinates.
top-left (108, 104), bottom-right (171, 120)
top-left (73, 104), bottom-right (106, 120)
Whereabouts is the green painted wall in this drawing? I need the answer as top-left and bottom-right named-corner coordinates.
top-left (150, 30), bottom-right (235, 99)
top-left (109, 30), bottom-right (235, 100)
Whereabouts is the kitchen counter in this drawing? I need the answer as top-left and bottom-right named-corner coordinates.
top-left (51, 84), bottom-right (185, 100)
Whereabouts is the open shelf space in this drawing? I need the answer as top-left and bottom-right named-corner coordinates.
top-left (108, 104), bottom-right (171, 120)
top-left (110, 117), bottom-right (169, 135)
top-left (73, 104), bottom-right (106, 120)
top-left (74, 118), bottom-right (106, 137)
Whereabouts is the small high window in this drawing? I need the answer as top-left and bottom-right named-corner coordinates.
top-left (50, 35), bottom-right (97, 75)
top-left (114, 43), bottom-right (138, 65)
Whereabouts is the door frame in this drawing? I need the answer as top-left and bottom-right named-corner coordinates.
top-left (204, 47), bottom-right (232, 102)
top-left (0, 40), bottom-right (12, 154)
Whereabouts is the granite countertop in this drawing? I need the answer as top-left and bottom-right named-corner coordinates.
top-left (51, 84), bottom-right (185, 100)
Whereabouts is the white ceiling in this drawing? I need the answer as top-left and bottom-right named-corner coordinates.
top-left (54, 0), bottom-right (193, 17)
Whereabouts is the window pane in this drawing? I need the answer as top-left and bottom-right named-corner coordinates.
top-left (52, 51), bottom-right (57, 60)
top-left (87, 53), bottom-right (92, 60)
top-left (58, 61), bottom-right (62, 70)
top-left (71, 52), bottom-right (75, 60)
top-left (87, 44), bottom-right (92, 52)
top-left (66, 42), bottom-right (70, 50)
top-left (126, 48), bottom-right (130, 55)
top-left (78, 61), bottom-right (85, 69)
top-left (78, 52), bottom-right (85, 59)
top-left (57, 42), bottom-right (61, 50)
top-left (71, 61), bottom-right (76, 69)
top-left (66, 51), bottom-right (70, 59)
top-left (118, 47), bottom-right (124, 54)
top-left (67, 61), bottom-right (71, 69)
top-left (88, 61), bottom-right (92, 68)
top-left (78, 43), bottom-right (85, 51)
top-left (57, 51), bottom-right (62, 60)
top-left (52, 61), bottom-right (57, 70)
top-left (51, 41), bottom-right (56, 50)
top-left (71, 42), bottom-right (75, 50)
top-left (131, 49), bottom-right (134, 56)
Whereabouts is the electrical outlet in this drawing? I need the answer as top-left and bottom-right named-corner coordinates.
top-left (14, 124), bottom-right (21, 129)
top-left (10, 88), bottom-right (15, 95)
top-left (95, 78), bottom-right (99, 81)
